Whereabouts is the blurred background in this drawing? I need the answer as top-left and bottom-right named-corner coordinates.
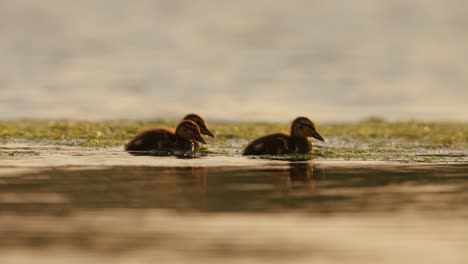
top-left (0, 0), bottom-right (467, 122)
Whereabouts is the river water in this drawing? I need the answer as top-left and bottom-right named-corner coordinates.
top-left (1, 1), bottom-right (468, 262)
top-left (1, 0), bottom-right (467, 122)
top-left (1, 145), bottom-right (468, 263)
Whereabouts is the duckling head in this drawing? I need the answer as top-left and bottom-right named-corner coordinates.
top-left (291, 117), bottom-right (325, 141)
top-left (176, 120), bottom-right (207, 144)
top-left (183, 113), bottom-right (214, 137)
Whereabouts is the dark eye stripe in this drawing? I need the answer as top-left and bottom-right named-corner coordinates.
top-left (195, 121), bottom-right (207, 127)
top-left (183, 125), bottom-right (200, 134)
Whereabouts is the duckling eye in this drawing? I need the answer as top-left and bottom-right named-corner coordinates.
top-left (299, 125), bottom-right (304, 130)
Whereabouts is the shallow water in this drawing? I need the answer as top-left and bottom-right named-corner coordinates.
top-left (1, 147), bottom-right (468, 263)
top-left (2, 162), bottom-right (467, 214)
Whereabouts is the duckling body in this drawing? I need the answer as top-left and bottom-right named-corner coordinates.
top-left (124, 128), bottom-right (177, 153)
top-left (242, 133), bottom-right (312, 155)
top-left (242, 117), bottom-right (324, 156)
top-left (125, 120), bottom-right (206, 155)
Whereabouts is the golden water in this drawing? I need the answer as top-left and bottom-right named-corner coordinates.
top-left (1, 146), bottom-right (467, 263)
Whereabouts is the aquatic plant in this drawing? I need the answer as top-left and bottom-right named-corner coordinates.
top-left (0, 118), bottom-right (466, 162)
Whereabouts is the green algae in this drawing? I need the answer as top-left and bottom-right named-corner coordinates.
top-left (0, 119), bottom-right (176, 147)
top-left (244, 147), bottom-right (455, 162)
top-left (0, 118), bottom-right (467, 162)
top-left (0, 150), bottom-right (40, 157)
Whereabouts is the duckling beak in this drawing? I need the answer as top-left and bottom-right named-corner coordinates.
top-left (202, 128), bottom-right (215, 137)
top-left (195, 133), bottom-right (207, 144)
top-left (311, 130), bottom-right (325, 141)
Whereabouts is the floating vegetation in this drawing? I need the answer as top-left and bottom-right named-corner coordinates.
top-left (248, 153), bottom-right (314, 161)
top-left (0, 150), bottom-right (40, 157)
top-left (0, 118), bottom-right (467, 162)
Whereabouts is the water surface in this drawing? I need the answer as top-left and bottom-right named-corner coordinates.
top-left (1, 158), bottom-right (467, 263)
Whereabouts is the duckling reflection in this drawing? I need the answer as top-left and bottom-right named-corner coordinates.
top-left (289, 162), bottom-right (314, 182)
top-left (247, 162), bottom-right (315, 189)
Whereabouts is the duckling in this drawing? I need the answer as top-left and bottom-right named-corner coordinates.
top-left (242, 117), bottom-right (324, 155)
top-left (183, 113), bottom-right (214, 138)
top-left (183, 113), bottom-right (214, 150)
top-left (125, 120), bottom-right (206, 154)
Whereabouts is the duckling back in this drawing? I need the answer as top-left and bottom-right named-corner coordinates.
top-left (242, 133), bottom-right (312, 155)
top-left (124, 128), bottom-right (176, 152)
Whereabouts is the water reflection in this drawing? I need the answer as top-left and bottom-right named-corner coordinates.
top-left (1, 163), bottom-right (467, 215)
top-left (289, 162), bottom-right (314, 182)
top-left (1, 163), bottom-right (468, 263)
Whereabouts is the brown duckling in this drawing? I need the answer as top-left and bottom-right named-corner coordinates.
top-left (125, 120), bottom-right (206, 154)
top-left (242, 117), bottom-right (324, 155)
top-left (183, 113), bottom-right (214, 138)
top-left (183, 113), bottom-right (214, 150)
